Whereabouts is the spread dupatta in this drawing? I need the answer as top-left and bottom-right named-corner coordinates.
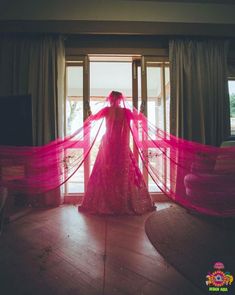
top-left (0, 92), bottom-right (235, 217)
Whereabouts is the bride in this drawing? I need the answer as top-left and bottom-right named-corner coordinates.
top-left (78, 91), bottom-right (155, 215)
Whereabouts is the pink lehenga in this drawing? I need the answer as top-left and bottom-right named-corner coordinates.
top-left (78, 104), bottom-right (155, 215)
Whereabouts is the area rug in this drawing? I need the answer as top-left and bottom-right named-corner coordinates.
top-left (145, 205), bottom-right (235, 294)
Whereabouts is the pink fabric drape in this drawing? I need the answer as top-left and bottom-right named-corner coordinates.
top-left (0, 114), bottom-right (104, 195)
top-left (129, 110), bottom-right (235, 217)
top-left (0, 93), bottom-right (235, 217)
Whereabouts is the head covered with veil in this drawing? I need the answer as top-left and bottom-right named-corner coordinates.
top-left (106, 91), bottom-right (124, 107)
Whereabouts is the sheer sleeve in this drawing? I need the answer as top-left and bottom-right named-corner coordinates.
top-left (124, 108), bottom-right (142, 121)
top-left (89, 107), bottom-right (108, 121)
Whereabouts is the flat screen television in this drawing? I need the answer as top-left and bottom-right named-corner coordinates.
top-left (0, 95), bottom-right (33, 146)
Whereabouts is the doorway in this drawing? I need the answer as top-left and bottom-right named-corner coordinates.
top-left (65, 55), bottom-right (169, 197)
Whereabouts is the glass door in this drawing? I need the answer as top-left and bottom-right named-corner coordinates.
top-left (65, 55), bottom-right (170, 197)
top-left (65, 55), bottom-right (136, 197)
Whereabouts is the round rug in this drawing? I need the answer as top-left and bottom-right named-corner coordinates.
top-left (145, 205), bottom-right (235, 294)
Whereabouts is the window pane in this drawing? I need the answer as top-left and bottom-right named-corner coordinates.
top-left (165, 67), bottom-right (170, 133)
top-left (147, 66), bottom-right (163, 130)
top-left (90, 61), bottom-right (133, 176)
top-left (66, 66), bottom-right (84, 194)
top-left (228, 80), bottom-right (235, 136)
top-left (66, 66), bottom-right (83, 135)
top-left (90, 62), bottom-right (132, 111)
top-left (146, 63), bottom-right (170, 193)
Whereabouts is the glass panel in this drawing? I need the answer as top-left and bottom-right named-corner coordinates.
top-left (138, 66), bottom-right (142, 111)
top-left (228, 80), bottom-right (235, 136)
top-left (89, 61), bottom-right (133, 175)
top-left (165, 66), bottom-right (170, 133)
top-left (147, 65), bottom-right (161, 192)
top-left (66, 65), bottom-right (84, 194)
top-left (146, 63), bottom-right (170, 192)
top-left (147, 66), bottom-right (163, 130)
top-left (66, 66), bottom-right (83, 135)
top-left (90, 62), bottom-right (133, 111)
top-left (66, 152), bottom-right (85, 194)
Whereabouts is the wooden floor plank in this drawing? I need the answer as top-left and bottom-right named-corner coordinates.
top-left (0, 204), bottom-right (203, 295)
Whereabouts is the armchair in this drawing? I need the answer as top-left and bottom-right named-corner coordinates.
top-left (184, 141), bottom-right (235, 210)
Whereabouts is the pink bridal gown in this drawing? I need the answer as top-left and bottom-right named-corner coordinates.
top-left (78, 105), bottom-right (155, 215)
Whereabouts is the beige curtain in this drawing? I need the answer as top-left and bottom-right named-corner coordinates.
top-left (0, 34), bottom-right (65, 206)
top-left (0, 34), bottom-right (65, 145)
top-left (169, 39), bottom-right (230, 146)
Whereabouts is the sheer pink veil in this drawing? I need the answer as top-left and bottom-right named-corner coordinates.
top-left (0, 90), bottom-right (235, 216)
top-left (128, 110), bottom-right (235, 217)
top-left (106, 91), bottom-right (123, 106)
top-left (106, 91), bottom-right (235, 217)
top-left (0, 105), bottom-right (105, 195)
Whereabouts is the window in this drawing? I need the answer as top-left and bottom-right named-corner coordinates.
top-left (228, 79), bottom-right (235, 136)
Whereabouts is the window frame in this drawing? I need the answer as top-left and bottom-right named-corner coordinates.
top-left (64, 53), bottom-right (170, 200)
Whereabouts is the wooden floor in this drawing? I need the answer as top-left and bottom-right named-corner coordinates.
top-left (0, 203), bottom-right (203, 295)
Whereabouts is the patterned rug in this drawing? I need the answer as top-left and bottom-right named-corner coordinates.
top-left (145, 205), bottom-right (235, 294)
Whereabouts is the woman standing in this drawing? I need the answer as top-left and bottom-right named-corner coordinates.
top-left (78, 91), bottom-right (155, 215)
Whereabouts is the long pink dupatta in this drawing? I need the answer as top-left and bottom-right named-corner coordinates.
top-left (0, 92), bottom-right (235, 216)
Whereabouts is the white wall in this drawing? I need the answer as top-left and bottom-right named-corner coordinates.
top-left (0, 0), bottom-right (235, 24)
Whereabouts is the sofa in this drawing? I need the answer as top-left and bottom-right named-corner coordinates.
top-left (184, 141), bottom-right (235, 210)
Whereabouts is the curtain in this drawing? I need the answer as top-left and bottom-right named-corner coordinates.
top-left (0, 34), bottom-right (65, 145)
top-left (228, 61), bottom-right (235, 78)
top-left (169, 39), bottom-right (230, 146)
top-left (0, 34), bottom-right (65, 206)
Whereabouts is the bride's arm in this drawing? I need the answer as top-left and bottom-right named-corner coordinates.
top-left (125, 108), bottom-right (141, 121)
top-left (89, 107), bottom-right (108, 121)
